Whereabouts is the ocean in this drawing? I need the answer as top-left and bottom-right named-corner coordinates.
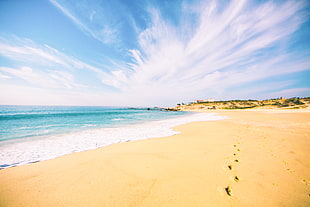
top-left (0, 105), bottom-right (225, 169)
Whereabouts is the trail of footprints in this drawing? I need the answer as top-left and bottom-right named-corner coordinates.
top-left (225, 143), bottom-right (241, 197)
top-left (223, 141), bottom-right (310, 198)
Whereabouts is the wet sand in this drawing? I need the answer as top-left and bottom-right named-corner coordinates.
top-left (0, 110), bottom-right (309, 206)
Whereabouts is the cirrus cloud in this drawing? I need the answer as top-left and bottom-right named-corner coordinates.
top-left (0, 0), bottom-right (309, 106)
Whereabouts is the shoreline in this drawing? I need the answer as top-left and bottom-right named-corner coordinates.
top-left (0, 109), bottom-right (309, 206)
top-left (0, 112), bottom-right (225, 169)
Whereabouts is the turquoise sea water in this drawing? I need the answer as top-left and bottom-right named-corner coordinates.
top-left (0, 105), bottom-right (187, 142)
top-left (0, 105), bottom-right (225, 169)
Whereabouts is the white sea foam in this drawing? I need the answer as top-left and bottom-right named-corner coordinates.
top-left (112, 118), bottom-right (125, 121)
top-left (18, 124), bottom-right (62, 130)
top-left (0, 113), bottom-right (226, 169)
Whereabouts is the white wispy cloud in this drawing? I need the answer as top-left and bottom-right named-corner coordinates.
top-left (0, 37), bottom-right (121, 90)
top-left (49, 0), bottom-right (91, 38)
top-left (105, 0), bottom-right (309, 104)
top-left (0, 36), bottom-right (128, 105)
top-left (0, 66), bottom-right (79, 89)
top-left (1, 0), bottom-right (309, 106)
top-left (50, 0), bottom-right (120, 45)
top-left (0, 38), bottom-right (68, 68)
top-left (0, 73), bottom-right (10, 79)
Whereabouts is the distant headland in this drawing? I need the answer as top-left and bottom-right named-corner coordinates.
top-left (168, 97), bottom-right (310, 111)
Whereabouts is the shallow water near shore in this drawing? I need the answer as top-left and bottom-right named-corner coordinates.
top-left (0, 105), bottom-right (225, 169)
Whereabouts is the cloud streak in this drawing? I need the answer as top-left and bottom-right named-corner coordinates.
top-left (107, 0), bottom-right (310, 103)
top-left (1, 0), bottom-right (309, 106)
top-left (0, 36), bottom-right (123, 91)
top-left (50, 0), bottom-right (121, 44)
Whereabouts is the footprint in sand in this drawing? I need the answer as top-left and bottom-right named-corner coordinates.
top-left (302, 179), bottom-right (310, 186)
top-left (223, 143), bottom-right (242, 197)
top-left (282, 160), bottom-right (288, 165)
top-left (286, 168), bottom-right (295, 173)
top-left (234, 176), bottom-right (239, 182)
top-left (225, 186), bottom-right (232, 196)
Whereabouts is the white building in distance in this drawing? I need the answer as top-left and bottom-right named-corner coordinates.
top-left (196, 98), bottom-right (215, 103)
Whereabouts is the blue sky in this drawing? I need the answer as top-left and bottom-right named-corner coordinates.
top-left (0, 0), bottom-right (309, 106)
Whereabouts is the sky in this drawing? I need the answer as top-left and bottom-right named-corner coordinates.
top-left (0, 0), bottom-right (309, 107)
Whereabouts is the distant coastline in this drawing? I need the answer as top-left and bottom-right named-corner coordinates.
top-left (168, 97), bottom-right (310, 111)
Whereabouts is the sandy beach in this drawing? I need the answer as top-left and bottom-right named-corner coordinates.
top-left (0, 109), bottom-right (309, 207)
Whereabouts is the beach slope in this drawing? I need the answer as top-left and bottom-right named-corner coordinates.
top-left (0, 110), bottom-right (309, 206)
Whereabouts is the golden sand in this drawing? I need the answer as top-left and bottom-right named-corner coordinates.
top-left (0, 110), bottom-right (309, 206)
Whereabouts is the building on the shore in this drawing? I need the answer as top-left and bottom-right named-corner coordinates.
top-left (196, 98), bottom-right (215, 103)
